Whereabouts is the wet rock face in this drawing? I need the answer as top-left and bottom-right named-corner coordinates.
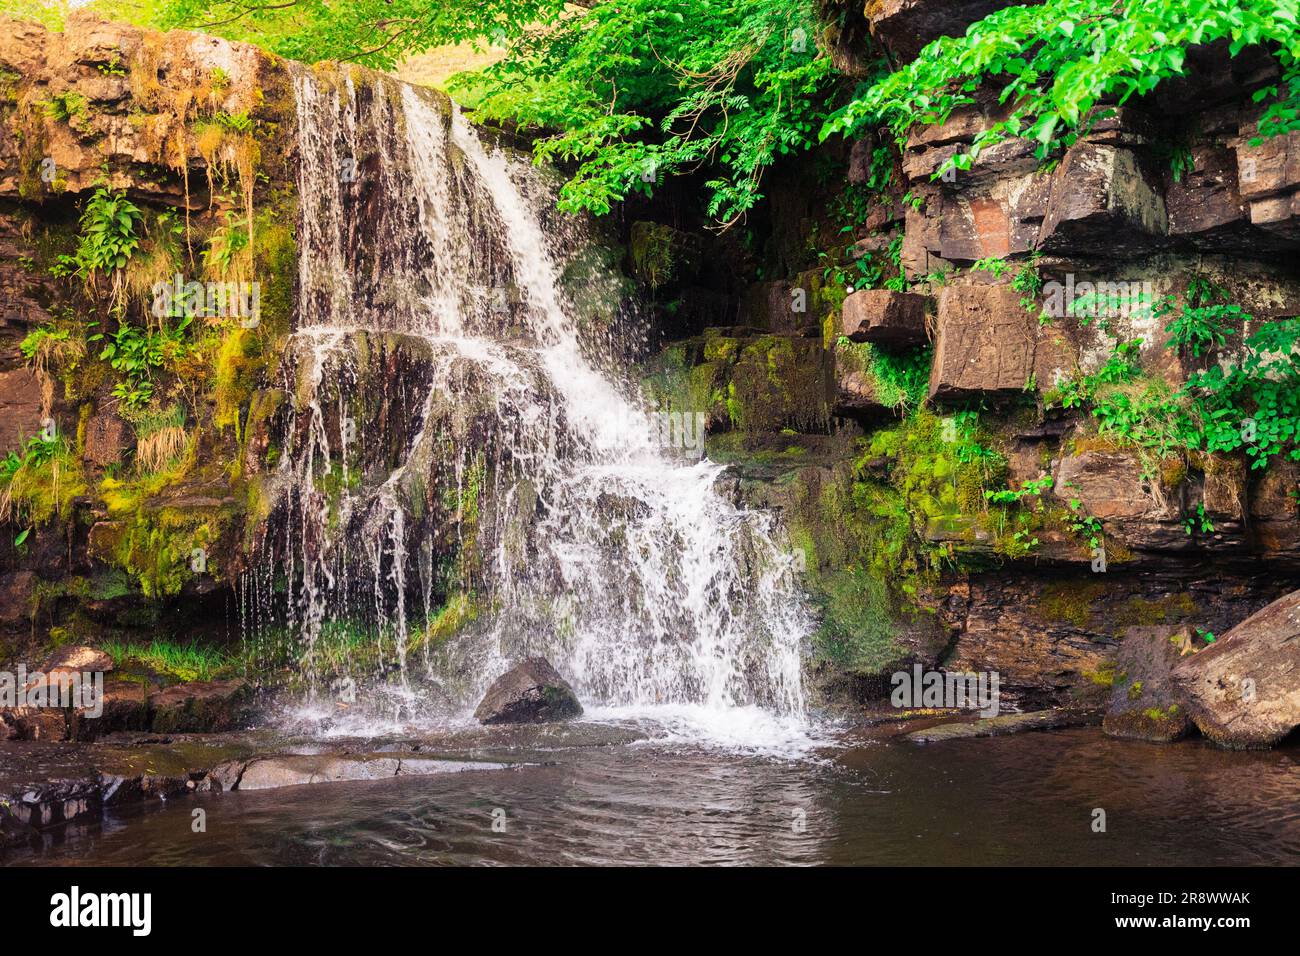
top-left (474, 657), bottom-right (583, 725)
top-left (1172, 589), bottom-right (1300, 749)
top-left (147, 679), bottom-right (255, 734)
top-left (1103, 626), bottom-right (1200, 743)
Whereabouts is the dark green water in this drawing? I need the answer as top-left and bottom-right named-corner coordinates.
top-left (10, 726), bottom-right (1300, 866)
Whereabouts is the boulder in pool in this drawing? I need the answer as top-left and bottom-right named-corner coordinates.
top-left (473, 657), bottom-right (583, 725)
top-left (1102, 626), bottom-right (1200, 743)
top-left (1171, 589), bottom-right (1300, 749)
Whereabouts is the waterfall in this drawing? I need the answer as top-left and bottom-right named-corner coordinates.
top-left (248, 66), bottom-right (812, 735)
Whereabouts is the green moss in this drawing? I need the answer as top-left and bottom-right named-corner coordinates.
top-left (1111, 593), bottom-right (1198, 630)
top-left (810, 567), bottom-right (902, 674)
top-left (413, 592), bottom-right (480, 651)
top-left (96, 446), bottom-right (239, 597)
top-left (628, 221), bottom-right (695, 290)
top-left (1036, 579), bottom-right (1108, 627)
top-left (1082, 660), bottom-right (1117, 687)
top-left (1142, 704), bottom-right (1180, 720)
top-left (1, 436), bottom-right (88, 527)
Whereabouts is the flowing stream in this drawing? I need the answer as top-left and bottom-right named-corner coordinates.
top-left (242, 66), bottom-right (812, 746)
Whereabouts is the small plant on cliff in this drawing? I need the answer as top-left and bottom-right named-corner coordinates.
top-left (1159, 279), bottom-right (1237, 358)
top-left (42, 90), bottom-right (89, 126)
top-left (837, 339), bottom-right (932, 411)
top-left (93, 317), bottom-right (197, 410)
top-left (0, 433), bottom-right (86, 527)
top-left (1064, 497), bottom-right (1104, 550)
top-left (132, 404), bottom-right (189, 474)
top-left (20, 321), bottom-right (85, 377)
top-left (1055, 286), bottom-right (1299, 470)
top-left (202, 211), bottom-right (252, 283)
top-left (52, 186), bottom-right (144, 311)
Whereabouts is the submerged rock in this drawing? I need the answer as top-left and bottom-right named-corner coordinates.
top-left (1171, 589), bottom-right (1300, 749)
top-left (474, 657), bottom-right (583, 725)
top-left (1103, 626), bottom-right (1200, 743)
top-left (907, 707), bottom-right (1101, 742)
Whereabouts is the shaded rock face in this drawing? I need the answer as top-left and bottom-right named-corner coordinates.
top-left (865, 0), bottom-right (1036, 61)
top-left (81, 411), bottom-right (132, 468)
top-left (474, 657), bottom-right (583, 725)
top-left (0, 368), bottom-right (44, 454)
top-left (841, 289), bottom-right (930, 347)
top-left (938, 570), bottom-right (1294, 710)
top-left (1172, 589), bottom-right (1300, 749)
top-left (1103, 627), bottom-right (1199, 742)
top-left (641, 329), bottom-right (835, 436)
top-left (147, 679), bottom-right (254, 734)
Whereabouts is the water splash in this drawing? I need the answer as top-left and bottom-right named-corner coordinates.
top-left (249, 65), bottom-right (812, 743)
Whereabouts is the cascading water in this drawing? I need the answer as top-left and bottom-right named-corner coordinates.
top-left (245, 66), bottom-right (813, 743)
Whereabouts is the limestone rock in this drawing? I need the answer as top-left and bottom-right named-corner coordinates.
top-left (42, 645), bottom-right (113, 674)
top-left (473, 657), bottom-right (583, 725)
top-left (1039, 144), bottom-right (1168, 254)
top-left (1103, 626), bottom-right (1199, 742)
top-left (0, 368), bottom-right (44, 453)
top-left (840, 290), bottom-right (930, 346)
top-left (1171, 589), bottom-right (1300, 749)
top-left (928, 284), bottom-right (1035, 401)
top-left (237, 755), bottom-right (402, 791)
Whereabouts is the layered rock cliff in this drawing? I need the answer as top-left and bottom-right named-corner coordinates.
top-left (630, 0), bottom-right (1300, 710)
top-left (0, 13), bottom-right (297, 655)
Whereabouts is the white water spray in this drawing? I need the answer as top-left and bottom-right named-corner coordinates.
top-left (255, 67), bottom-right (813, 742)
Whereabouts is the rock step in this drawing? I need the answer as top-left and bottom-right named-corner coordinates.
top-left (906, 707), bottom-right (1102, 742)
top-left (0, 741), bottom-right (522, 851)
